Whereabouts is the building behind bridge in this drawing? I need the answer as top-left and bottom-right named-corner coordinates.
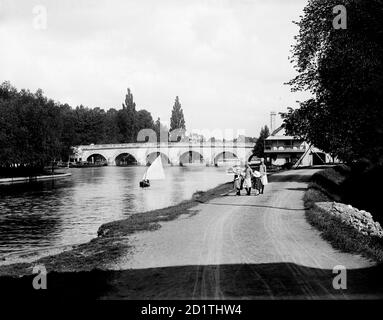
top-left (264, 112), bottom-right (334, 167)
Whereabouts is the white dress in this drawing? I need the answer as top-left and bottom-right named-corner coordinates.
top-left (260, 164), bottom-right (268, 185)
top-left (261, 174), bottom-right (268, 185)
top-left (243, 168), bottom-right (252, 188)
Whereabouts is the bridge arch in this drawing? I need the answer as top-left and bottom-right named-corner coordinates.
top-left (146, 152), bottom-right (171, 166)
top-left (86, 153), bottom-right (107, 164)
top-left (179, 151), bottom-right (204, 165)
top-left (115, 152), bottom-right (138, 166)
top-left (213, 151), bottom-right (239, 166)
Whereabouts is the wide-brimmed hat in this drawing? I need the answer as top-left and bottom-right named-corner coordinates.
top-left (252, 170), bottom-right (261, 178)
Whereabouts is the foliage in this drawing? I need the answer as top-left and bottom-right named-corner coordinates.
top-left (0, 83), bottom-right (156, 173)
top-left (252, 126), bottom-right (270, 158)
top-left (170, 96), bottom-right (186, 131)
top-left (0, 83), bottom-right (63, 170)
top-left (137, 110), bottom-right (155, 133)
top-left (117, 88), bottom-right (138, 143)
top-left (282, 0), bottom-right (383, 164)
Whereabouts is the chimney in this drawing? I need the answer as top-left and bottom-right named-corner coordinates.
top-left (270, 111), bottom-right (277, 133)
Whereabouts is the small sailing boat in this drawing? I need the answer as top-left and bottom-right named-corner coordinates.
top-left (139, 155), bottom-right (165, 188)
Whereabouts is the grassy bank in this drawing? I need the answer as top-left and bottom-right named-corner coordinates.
top-left (0, 181), bottom-right (233, 277)
top-left (304, 167), bottom-right (383, 262)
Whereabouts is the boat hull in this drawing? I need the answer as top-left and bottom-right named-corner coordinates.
top-left (139, 180), bottom-right (150, 188)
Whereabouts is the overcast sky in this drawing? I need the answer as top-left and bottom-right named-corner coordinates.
top-left (0, 0), bottom-right (310, 138)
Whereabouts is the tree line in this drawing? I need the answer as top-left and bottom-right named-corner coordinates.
top-left (0, 82), bottom-right (186, 174)
top-left (282, 0), bottom-right (383, 165)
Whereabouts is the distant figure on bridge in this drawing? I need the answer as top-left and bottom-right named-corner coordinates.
top-left (259, 158), bottom-right (268, 194)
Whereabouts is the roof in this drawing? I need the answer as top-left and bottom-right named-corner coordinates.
top-left (271, 126), bottom-right (284, 136)
top-left (266, 125), bottom-right (303, 141)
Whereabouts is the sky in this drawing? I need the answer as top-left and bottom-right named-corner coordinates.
top-left (0, 0), bottom-right (310, 138)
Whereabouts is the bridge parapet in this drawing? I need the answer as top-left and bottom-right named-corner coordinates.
top-left (77, 142), bottom-right (254, 150)
top-left (73, 142), bottom-right (255, 166)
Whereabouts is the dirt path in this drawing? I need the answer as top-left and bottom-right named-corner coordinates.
top-left (103, 169), bottom-right (381, 299)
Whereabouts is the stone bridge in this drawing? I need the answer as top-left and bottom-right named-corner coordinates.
top-left (73, 142), bottom-right (255, 166)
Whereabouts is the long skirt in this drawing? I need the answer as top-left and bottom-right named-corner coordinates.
top-left (261, 174), bottom-right (268, 185)
top-left (234, 178), bottom-right (241, 190)
top-left (243, 177), bottom-right (252, 189)
top-left (252, 177), bottom-right (262, 191)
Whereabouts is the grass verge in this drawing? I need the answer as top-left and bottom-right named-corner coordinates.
top-left (304, 182), bottom-right (383, 263)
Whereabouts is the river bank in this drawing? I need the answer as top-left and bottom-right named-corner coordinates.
top-left (0, 172), bottom-right (71, 184)
top-left (1, 168), bottom-right (382, 299)
top-left (303, 166), bottom-right (383, 262)
top-left (0, 181), bottom-right (233, 277)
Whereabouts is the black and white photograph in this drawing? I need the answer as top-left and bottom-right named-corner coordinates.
top-left (0, 0), bottom-right (383, 311)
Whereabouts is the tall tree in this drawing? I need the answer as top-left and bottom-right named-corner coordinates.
top-left (170, 96), bottom-right (186, 131)
top-left (253, 126), bottom-right (270, 158)
top-left (282, 0), bottom-right (383, 164)
top-left (118, 88), bottom-right (137, 143)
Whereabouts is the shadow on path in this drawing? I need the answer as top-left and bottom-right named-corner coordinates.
top-left (285, 187), bottom-right (308, 192)
top-left (205, 202), bottom-right (306, 211)
top-left (1, 262), bottom-right (382, 299)
top-left (269, 173), bottom-right (313, 183)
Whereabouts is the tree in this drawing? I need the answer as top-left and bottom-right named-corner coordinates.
top-left (253, 126), bottom-right (270, 158)
top-left (245, 137), bottom-right (257, 144)
top-left (60, 103), bottom-right (77, 160)
top-left (118, 88), bottom-right (137, 143)
top-left (137, 109), bottom-right (154, 132)
top-left (73, 105), bottom-right (106, 145)
top-left (282, 0), bottom-right (383, 164)
top-left (0, 83), bottom-right (65, 174)
top-left (104, 108), bottom-right (121, 143)
top-left (0, 81), bottom-right (165, 176)
top-left (154, 117), bottom-right (168, 142)
top-left (170, 96), bottom-right (186, 131)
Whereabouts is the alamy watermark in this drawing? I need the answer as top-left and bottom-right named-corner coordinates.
top-left (333, 5), bottom-right (347, 30)
top-left (32, 264), bottom-right (47, 290)
top-left (332, 265), bottom-right (347, 290)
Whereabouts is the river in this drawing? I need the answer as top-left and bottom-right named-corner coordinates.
top-left (0, 166), bottom-right (230, 264)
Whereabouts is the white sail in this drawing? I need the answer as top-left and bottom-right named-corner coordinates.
top-left (143, 155), bottom-right (165, 180)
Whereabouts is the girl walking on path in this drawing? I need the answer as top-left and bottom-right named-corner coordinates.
top-left (233, 167), bottom-right (243, 196)
top-left (243, 164), bottom-right (253, 196)
top-left (259, 158), bottom-right (268, 194)
top-left (252, 170), bottom-right (262, 195)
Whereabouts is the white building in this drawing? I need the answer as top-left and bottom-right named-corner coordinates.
top-left (264, 113), bottom-right (333, 167)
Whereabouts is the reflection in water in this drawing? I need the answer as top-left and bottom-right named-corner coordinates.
top-left (0, 166), bottom-right (229, 261)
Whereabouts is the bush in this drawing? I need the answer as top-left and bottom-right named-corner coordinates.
top-left (282, 162), bottom-right (293, 170)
